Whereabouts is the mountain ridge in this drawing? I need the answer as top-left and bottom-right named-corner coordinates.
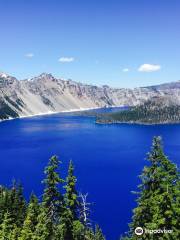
top-left (1, 72), bottom-right (180, 120)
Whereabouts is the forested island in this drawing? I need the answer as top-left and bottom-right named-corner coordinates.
top-left (0, 137), bottom-right (179, 239)
top-left (96, 99), bottom-right (180, 125)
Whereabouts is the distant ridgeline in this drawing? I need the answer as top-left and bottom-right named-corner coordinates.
top-left (2, 71), bottom-right (180, 121)
top-left (96, 98), bottom-right (180, 125)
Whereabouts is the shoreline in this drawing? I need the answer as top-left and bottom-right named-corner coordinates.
top-left (0, 106), bottom-right (111, 123)
top-left (96, 120), bottom-right (180, 126)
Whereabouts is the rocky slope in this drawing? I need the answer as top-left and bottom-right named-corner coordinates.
top-left (0, 71), bottom-right (180, 120)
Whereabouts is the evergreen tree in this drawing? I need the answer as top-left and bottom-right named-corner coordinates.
top-left (124, 136), bottom-right (180, 239)
top-left (11, 225), bottom-right (21, 240)
top-left (19, 193), bottom-right (39, 240)
top-left (61, 160), bottom-right (79, 240)
top-left (94, 225), bottom-right (105, 240)
top-left (64, 160), bottom-right (79, 220)
top-left (38, 155), bottom-right (64, 239)
top-left (0, 156), bottom-right (105, 240)
top-left (42, 155), bottom-right (64, 215)
top-left (34, 207), bottom-right (51, 240)
top-left (54, 223), bottom-right (66, 240)
top-left (0, 183), bottom-right (26, 239)
top-left (97, 99), bottom-right (180, 124)
top-left (0, 185), bottom-right (7, 224)
top-left (72, 220), bottom-right (85, 240)
top-left (9, 181), bottom-right (26, 227)
top-left (16, 183), bottom-right (26, 227)
top-left (85, 228), bottom-right (95, 240)
top-left (0, 211), bottom-right (16, 239)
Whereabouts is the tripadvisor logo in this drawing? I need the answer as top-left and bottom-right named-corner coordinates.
top-left (134, 227), bottom-right (173, 236)
top-left (135, 227), bottom-right (144, 236)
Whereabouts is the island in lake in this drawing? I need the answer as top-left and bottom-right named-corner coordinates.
top-left (95, 97), bottom-right (180, 125)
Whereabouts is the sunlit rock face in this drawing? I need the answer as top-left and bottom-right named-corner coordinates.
top-left (0, 72), bottom-right (180, 120)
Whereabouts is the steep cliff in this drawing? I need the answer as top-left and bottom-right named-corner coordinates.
top-left (0, 72), bottom-right (180, 120)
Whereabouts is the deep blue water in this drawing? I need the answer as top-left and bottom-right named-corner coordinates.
top-left (0, 108), bottom-right (179, 239)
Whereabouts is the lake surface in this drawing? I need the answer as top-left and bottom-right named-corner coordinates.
top-left (0, 108), bottom-right (179, 239)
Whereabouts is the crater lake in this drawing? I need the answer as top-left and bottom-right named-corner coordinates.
top-left (0, 108), bottom-right (179, 239)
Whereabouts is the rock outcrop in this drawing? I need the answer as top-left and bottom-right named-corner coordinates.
top-left (0, 72), bottom-right (180, 120)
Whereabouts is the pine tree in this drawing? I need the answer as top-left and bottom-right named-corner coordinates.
top-left (16, 183), bottom-right (27, 226)
top-left (54, 223), bottom-right (66, 240)
top-left (124, 136), bottom-right (180, 239)
top-left (0, 156), bottom-right (106, 240)
top-left (0, 185), bottom-right (7, 224)
top-left (64, 160), bottom-right (79, 220)
top-left (8, 181), bottom-right (26, 227)
top-left (11, 225), bottom-right (20, 240)
top-left (19, 193), bottom-right (39, 240)
top-left (37, 155), bottom-right (64, 239)
top-left (72, 220), bottom-right (85, 240)
top-left (94, 225), bottom-right (105, 240)
top-left (0, 183), bottom-right (26, 239)
top-left (61, 160), bottom-right (79, 240)
top-left (85, 228), bottom-right (95, 240)
top-left (0, 211), bottom-right (16, 239)
top-left (34, 206), bottom-right (51, 240)
top-left (42, 155), bottom-right (64, 215)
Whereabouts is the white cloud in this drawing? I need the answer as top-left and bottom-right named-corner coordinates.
top-left (138, 64), bottom-right (161, 72)
top-left (58, 57), bottom-right (74, 63)
top-left (122, 68), bottom-right (129, 72)
top-left (25, 53), bottom-right (34, 58)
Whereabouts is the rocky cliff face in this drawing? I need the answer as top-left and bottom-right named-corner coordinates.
top-left (0, 72), bottom-right (180, 120)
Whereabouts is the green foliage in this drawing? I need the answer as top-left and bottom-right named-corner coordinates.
top-left (0, 181), bottom-right (26, 228)
top-left (10, 182), bottom-right (26, 227)
top-left (0, 155), bottom-right (105, 239)
top-left (64, 160), bottom-right (79, 220)
top-left (60, 160), bottom-right (79, 240)
top-left (0, 211), bottom-right (20, 240)
top-left (94, 225), bottom-right (106, 240)
top-left (34, 207), bottom-right (51, 240)
top-left (40, 155), bottom-right (64, 238)
top-left (96, 99), bottom-right (180, 124)
top-left (42, 155), bottom-right (64, 212)
top-left (0, 138), bottom-right (179, 240)
top-left (123, 136), bottom-right (180, 239)
top-left (19, 193), bottom-right (39, 240)
top-left (72, 220), bottom-right (85, 240)
top-left (0, 185), bottom-right (8, 224)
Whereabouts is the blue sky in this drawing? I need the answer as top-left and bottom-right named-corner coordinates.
top-left (0, 0), bottom-right (179, 87)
